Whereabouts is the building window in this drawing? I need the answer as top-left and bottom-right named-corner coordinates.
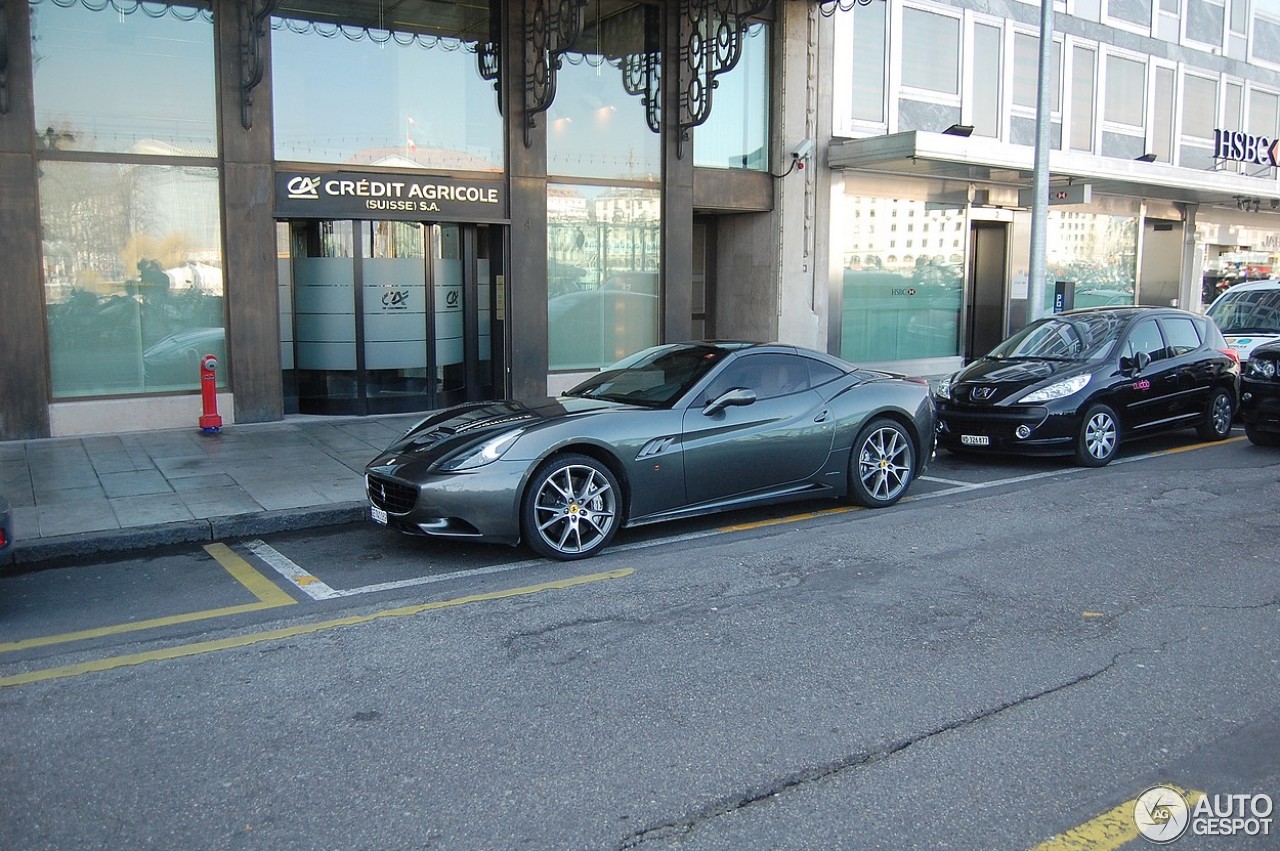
top-left (31, 0), bottom-right (225, 399)
top-left (40, 162), bottom-right (225, 398)
top-left (851, 0), bottom-right (888, 123)
top-left (1186, 0), bottom-right (1226, 47)
top-left (1152, 65), bottom-right (1175, 162)
top-left (696, 23), bottom-right (770, 171)
top-left (1013, 33), bottom-right (1062, 111)
top-left (838, 195), bottom-right (964, 363)
top-left (548, 185), bottom-right (661, 371)
top-left (1254, 0), bottom-right (1280, 65)
top-left (1070, 46), bottom-right (1097, 151)
top-left (1182, 74), bottom-right (1219, 139)
top-left (1105, 54), bottom-right (1147, 127)
top-left (271, 6), bottom-right (503, 169)
top-left (972, 23), bottom-right (1002, 138)
top-left (31, 0), bottom-right (217, 154)
top-left (548, 4), bottom-right (660, 181)
top-left (902, 8), bottom-right (960, 95)
top-left (1106, 0), bottom-right (1153, 29)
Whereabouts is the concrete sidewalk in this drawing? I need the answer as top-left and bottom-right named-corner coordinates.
top-left (0, 413), bottom-right (425, 567)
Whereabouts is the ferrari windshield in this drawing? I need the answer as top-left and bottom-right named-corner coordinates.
top-left (988, 313), bottom-right (1124, 362)
top-left (1207, 286), bottom-right (1280, 334)
top-left (565, 344), bottom-right (731, 407)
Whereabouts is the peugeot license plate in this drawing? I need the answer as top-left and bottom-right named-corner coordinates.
top-left (960, 434), bottom-right (990, 446)
top-left (371, 505), bottom-right (388, 525)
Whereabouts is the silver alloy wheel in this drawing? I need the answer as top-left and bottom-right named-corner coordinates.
top-left (531, 462), bottom-right (618, 557)
top-left (1210, 392), bottom-right (1233, 436)
top-left (1083, 409), bottom-right (1117, 461)
top-left (857, 423), bottom-right (913, 504)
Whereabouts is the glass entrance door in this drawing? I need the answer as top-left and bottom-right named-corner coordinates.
top-left (280, 220), bottom-right (504, 416)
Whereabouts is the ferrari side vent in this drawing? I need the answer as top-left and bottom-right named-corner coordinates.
top-left (636, 436), bottom-right (677, 460)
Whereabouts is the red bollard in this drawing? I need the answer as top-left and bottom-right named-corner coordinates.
top-left (198, 354), bottom-right (223, 433)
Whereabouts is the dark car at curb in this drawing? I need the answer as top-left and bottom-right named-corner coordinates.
top-left (933, 307), bottom-right (1240, 466)
top-left (365, 342), bottom-right (936, 560)
top-left (1240, 339), bottom-right (1280, 446)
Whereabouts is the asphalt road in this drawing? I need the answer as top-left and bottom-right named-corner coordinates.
top-left (1, 434), bottom-right (1278, 850)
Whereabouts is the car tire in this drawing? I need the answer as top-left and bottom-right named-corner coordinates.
top-left (1245, 423), bottom-right (1280, 447)
top-left (849, 418), bottom-right (915, 508)
top-left (521, 453), bottom-right (622, 560)
top-left (1196, 389), bottom-right (1234, 441)
top-left (1074, 403), bottom-right (1120, 467)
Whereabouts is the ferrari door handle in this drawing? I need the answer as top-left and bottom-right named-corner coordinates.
top-left (814, 410), bottom-right (830, 423)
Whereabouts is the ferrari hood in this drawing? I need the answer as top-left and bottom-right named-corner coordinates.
top-left (368, 396), bottom-right (626, 470)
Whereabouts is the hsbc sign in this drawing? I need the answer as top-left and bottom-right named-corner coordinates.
top-left (1214, 129), bottom-right (1280, 167)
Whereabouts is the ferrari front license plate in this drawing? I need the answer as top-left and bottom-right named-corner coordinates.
top-left (960, 434), bottom-right (990, 446)
top-left (370, 505), bottom-right (388, 525)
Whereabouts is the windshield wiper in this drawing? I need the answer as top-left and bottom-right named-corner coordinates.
top-left (1223, 327), bottom-right (1280, 335)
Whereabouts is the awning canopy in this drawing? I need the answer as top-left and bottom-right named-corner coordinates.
top-left (828, 131), bottom-right (1280, 211)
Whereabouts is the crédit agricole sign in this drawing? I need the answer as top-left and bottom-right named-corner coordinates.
top-left (275, 170), bottom-right (506, 221)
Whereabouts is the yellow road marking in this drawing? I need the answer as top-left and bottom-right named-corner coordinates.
top-left (204, 542), bottom-right (297, 606)
top-left (0, 568), bottom-right (633, 688)
top-left (0, 543), bottom-right (295, 654)
top-left (1148, 435), bottom-right (1246, 456)
top-left (717, 505), bottom-right (861, 533)
top-left (1030, 784), bottom-right (1202, 851)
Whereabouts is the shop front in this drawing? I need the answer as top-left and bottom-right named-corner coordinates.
top-left (274, 171), bottom-right (507, 415)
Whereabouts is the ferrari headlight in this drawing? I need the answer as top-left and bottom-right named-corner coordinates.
top-left (439, 429), bottom-right (524, 471)
top-left (934, 374), bottom-right (955, 400)
top-left (1250, 358), bottom-right (1277, 379)
top-left (1017, 374), bottom-right (1090, 403)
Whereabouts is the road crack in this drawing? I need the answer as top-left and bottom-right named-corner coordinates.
top-left (616, 646), bottom-right (1161, 849)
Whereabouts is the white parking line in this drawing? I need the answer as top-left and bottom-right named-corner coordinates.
top-left (247, 538), bottom-right (550, 598)
top-left (245, 539), bottom-right (342, 600)
top-left (919, 475), bottom-right (976, 487)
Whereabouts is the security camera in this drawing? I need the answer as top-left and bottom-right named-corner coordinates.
top-left (790, 138), bottom-right (815, 161)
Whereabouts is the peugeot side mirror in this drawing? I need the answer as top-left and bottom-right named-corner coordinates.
top-left (1122, 351), bottom-right (1151, 374)
top-left (704, 387), bottom-right (757, 415)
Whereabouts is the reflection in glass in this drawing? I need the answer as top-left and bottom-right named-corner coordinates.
top-left (30, 0), bottom-right (217, 155)
top-left (271, 14), bottom-right (502, 169)
top-left (695, 24), bottom-right (769, 171)
top-left (364, 222), bottom-right (430, 403)
top-left (548, 185), bottom-right (661, 370)
top-left (1043, 212), bottom-right (1138, 311)
top-left (839, 198), bottom-right (964, 363)
top-left (40, 162), bottom-right (225, 397)
top-left (434, 225), bottom-right (467, 399)
top-left (547, 5), bottom-right (660, 181)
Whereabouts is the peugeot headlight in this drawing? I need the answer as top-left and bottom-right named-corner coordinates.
top-left (1250, 358), bottom-right (1277, 379)
top-left (934, 374), bottom-right (955, 400)
top-left (439, 429), bottom-right (524, 471)
top-left (1017, 374), bottom-right (1090, 403)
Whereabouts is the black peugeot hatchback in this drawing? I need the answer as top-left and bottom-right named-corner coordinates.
top-left (934, 307), bottom-right (1240, 466)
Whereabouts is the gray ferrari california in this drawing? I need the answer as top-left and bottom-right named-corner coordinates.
top-left (365, 342), bottom-right (936, 560)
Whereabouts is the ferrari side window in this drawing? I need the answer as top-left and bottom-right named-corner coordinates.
top-left (704, 354), bottom-right (810, 402)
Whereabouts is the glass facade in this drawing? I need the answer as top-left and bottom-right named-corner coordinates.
top-left (547, 4), bottom-right (660, 181)
top-left (30, 0), bottom-right (217, 154)
top-left (270, 12), bottom-right (503, 170)
top-left (548, 185), bottom-right (661, 371)
top-left (838, 197), bottom-right (965, 363)
top-left (1043, 212), bottom-right (1139, 311)
top-left (695, 24), bottom-right (770, 171)
top-left (32, 1), bottom-right (224, 399)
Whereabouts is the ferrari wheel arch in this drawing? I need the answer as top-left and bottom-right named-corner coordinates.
top-left (849, 408), bottom-right (927, 476)
top-left (525, 441), bottom-right (633, 524)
